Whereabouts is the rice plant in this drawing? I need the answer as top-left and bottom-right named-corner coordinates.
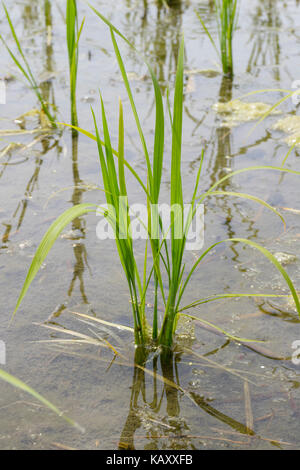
top-left (197, 0), bottom-right (239, 77)
top-left (11, 10), bottom-right (300, 353)
top-left (66, 0), bottom-right (84, 127)
top-left (0, 3), bottom-right (56, 127)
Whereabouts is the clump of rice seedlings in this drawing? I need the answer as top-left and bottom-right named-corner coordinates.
top-left (197, 0), bottom-right (238, 77)
top-left (66, 0), bottom-right (84, 127)
top-left (0, 3), bottom-right (56, 127)
top-left (11, 11), bottom-right (300, 353)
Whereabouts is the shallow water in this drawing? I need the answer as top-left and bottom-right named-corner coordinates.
top-left (0, 0), bottom-right (300, 449)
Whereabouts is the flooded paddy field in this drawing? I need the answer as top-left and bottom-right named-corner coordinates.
top-left (0, 0), bottom-right (300, 450)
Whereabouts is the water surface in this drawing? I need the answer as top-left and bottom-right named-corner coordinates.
top-left (0, 0), bottom-right (300, 450)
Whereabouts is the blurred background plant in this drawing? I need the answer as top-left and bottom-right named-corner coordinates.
top-left (197, 0), bottom-right (239, 77)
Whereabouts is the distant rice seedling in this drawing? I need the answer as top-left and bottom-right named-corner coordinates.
top-left (66, 0), bottom-right (84, 127)
top-left (0, 1), bottom-right (84, 129)
top-left (0, 3), bottom-right (56, 127)
top-left (197, 0), bottom-right (238, 77)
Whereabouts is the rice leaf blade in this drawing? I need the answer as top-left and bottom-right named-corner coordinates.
top-left (0, 369), bottom-right (82, 430)
top-left (12, 204), bottom-right (96, 319)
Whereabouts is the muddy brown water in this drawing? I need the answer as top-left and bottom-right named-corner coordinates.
top-left (0, 0), bottom-right (300, 450)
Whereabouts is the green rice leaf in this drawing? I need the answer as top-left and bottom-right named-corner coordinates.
top-left (58, 122), bottom-right (149, 197)
top-left (109, 29), bottom-right (153, 193)
top-left (199, 165), bottom-right (300, 203)
top-left (0, 369), bottom-right (83, 431)
top-left (118, 98), bottom-right (127, 197)
top-left (12, 204), bottom-right (96, 319)
top-left (179, 312), bottom-right (264, 343)
top-left (195, 10), bottom-right (220, 58)
top-left (179, 238), bottom-right (300, 317)
top-left (179, 293), bottom-right (293, 312)
top-left (209, 190), bottom-right (286, 228)
top-left (170, 36), bottom-right (184, 278)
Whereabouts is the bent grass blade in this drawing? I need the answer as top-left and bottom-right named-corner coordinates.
top-left (209, 191), bottom-right (286, 229)
top-left (0, 369), bottom-right (83, 431)
top-left (179, 292), bottom-right (295, 312)
top-left (68, 310), bottom-right (134, 332)
top-left (198, 165), bottom-right (300, 204)
top-left (178, 238), bottom-right (300, 318)
top-left (58, 122), bottom-right (149, 198)
top-left (178, 313), bottom-right (264, 344)
top-left (12, 204), bottom-right (97, 321)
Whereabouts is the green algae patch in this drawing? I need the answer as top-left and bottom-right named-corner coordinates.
top-left (273, 116), bottom-right (300, 147)
top-left (213, 99), bottom-right (281, 128)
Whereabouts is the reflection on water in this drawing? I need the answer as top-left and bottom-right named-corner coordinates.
top-left (0, 0), bottom-right (60, 247)
top-left (203, 75), bottom-right (262, 262)
top-left (124, 0), bottom-right (184, 91)
top-left (247, 0), bottom-right (281, 79)
top-left (119, 349), bottom-right (183, 450)
top-left (98, 338), bottom-right (295, 450)
top-left (209, 77), bottom-right (241, 259)
top-left (0, 134), bottom-right (61, 248)
top-left (1, 0), bottom-right (89, 306)
top-left (47, 132), bottom-right (92, 319)
top-left (41, 0), bottom-right (57, 115)
top-left (115, 346), bottom-right (259, 450)
top-left (66, 134), bottom-right (90, 305)
top-left (209, 76), bottom-right (234, 187)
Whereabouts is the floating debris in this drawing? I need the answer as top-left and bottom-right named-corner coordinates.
top-left (14, 108), bottom-right (40, 127)
top-left (19, 240), bottom-right (34, 250)
top-left (61, 229), bottom-right (84, 240)
top-left (0, 128), bottom-right (49, 136)
top-left (81, 95), bottom-right (95, 103)
top-left (273, 116), bottom-right (300, 147)
top-left (3, 73), bottom-right (15, 82)
top-left (273, 252), bottom-right (297, 265)
top-left (0, 142), bottom-right (23, 158)
top-left (213, 99), bottom-right (281, 128)
top-left (280, 207), bottom-right (300, 215)
top-left (126, 72), bottom-right (147, 82)
top-left (186, 75), bottom-right (196, 94)
top-left (38, 70), bottom-right (59, 83)
top-left (185, 68), bottom-right (221, 78)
